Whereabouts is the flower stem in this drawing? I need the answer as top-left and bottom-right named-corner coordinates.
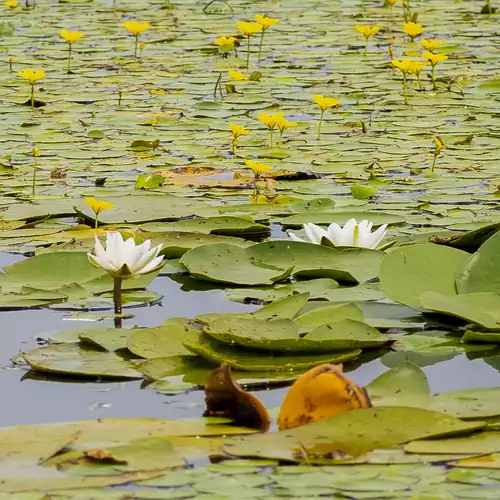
top-left (134, 35), bottom-right (139, 58)
top-left (113, 277), bottom-right (123, 328)
top-left (233, 143), bottom-right (237, 159)
top-left (258, 29), bottom-right (265, 63)
top-left (32, 159), bottom-right (37, 196)
top-left (95, 215), bottom-right (99, 229)
top-left (417, 73), bottom-right (423, 90)
top-left (269, 129), bottom-right (273, 148)
top-left (214, 72), bottom-right (222, 100)
top-left (402, 73), bottom-right (408, 105)
top-left (278, 131), bottom-right (283, 147)
top-left (318, 110), bottom-right (325, 140)
top-left (246, 35), bottom-right (250, 69)
top-left (431, 64), bottom-right (436, 90)
top-left (364, 38), bottom-right (368, 56)
top-left (30, 83), bottom-right (34, 108)
top-left (67, 44), bottom-right (72, 73)
top-left (431, 154), bottom-right (437, 173)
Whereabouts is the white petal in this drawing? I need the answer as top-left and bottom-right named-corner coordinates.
top-left (93, 235), bottom-right (107, 260)
top-left (367, 224), bottom-right (388, 249)
top-left (326, 223), bottom-right (343, 246)
top-left (335, 219), bottom-right (358, 246)
top-left (303, 223), bottom-right (328, 245)
top-left (88, 253), bottom-right (113, 271)
top-left (132, 241), bottom-right (163, 274)
top-left (288, 232), bottom-right (305, 242)
top-left (137, 255), bottom-right (164, 275)
top-left (356, 220), bottom-right (374, 248)
top-left (127, 239), bottom-right (151, 272)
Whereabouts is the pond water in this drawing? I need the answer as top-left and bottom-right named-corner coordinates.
top-left (3, 248), bottom-right (500, 428)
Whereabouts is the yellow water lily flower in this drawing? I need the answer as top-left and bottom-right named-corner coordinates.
top-left (434, 136), bottom-right (445, 155)
top-left (422, 51), bottom-right (448, 89)
top-left (354, 25), bottom-right (380, 55)
top-left (4, 0), bottom-right (19, 7)
top-left (387, 0), bottom-right (399, 4)
top-left (84, 197), bottom-right (114, 229)
top-left (238, 21), bottom-right (262, 68)
top-left (18, 69), bottom-right (45, 85)
top-left (354, 25), bottom-right (380, 39)
top-left (391, 60), bottom-right (414, 105)
top-left (60, 30), bottom-right (84, 73)
top-left (123, 21), bottom-right (150, 36)
top-left (258, 113), bottom-right (279, 130)
top-left (422, 51), bottom-right (448, 65)
top-left (229, 124), bottom-right (250, 158)
top-left (255, 14), bottom-right (279, 30)
top-left (60, 30), bottom-right (84, 45)
top-left (123, 21), bottom-right (150, 58)
top-left (237, 21), bottom-right (262, 36)
top-left (404, 22), bottom-right (424, 41)
top-left (313, 95), bottom-right (340, 111)
top-left (392, 59), bottom-right (414, 73)
top-left (255, 15), bottom-right (278, 63)
top-left (409, 61), bottom-right (428, 89)
top-left (215, 35), bottom-right (237, 47)
top-left (420, 38), bottom-right (444, 53)
top-left (229, 123), bottom-right (250, 138)
top-left (313, 95), bottom-right (340, 140)
top-left (18, 69), bottom-right (45, 108)
top-left (228, 70), bottom-right (249, 81)
top-left (245, 159), bottom-right (272, 177)
top-left (275, 115), bottom-right (297, 146)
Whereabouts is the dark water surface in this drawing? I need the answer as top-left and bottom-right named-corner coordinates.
top-left (2, 251), bottom-right (500, 428)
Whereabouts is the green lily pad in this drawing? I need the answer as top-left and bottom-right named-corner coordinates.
top-left (128, 318), bottom-right (201, 358)
top-left (456, 231), bottom-right (500, 295)
top-left (294, 303), bottom-right (364, 331)
top-left (247, 241), bottom-right (382, 283)
top-left (21, 344), bottom-right (143, 379)
top-left (367, 363), bottom-right (431, 407)
top-left (179, 244), bottom-right (292, 285)
top-left (183, 333), bottom-right (361, 371)
top-left (380, 244), bottom-right (470, 310)
top-left (224, 407), bottom-right (485, 462)
top-left (432, 388), bottom-right (500, 419)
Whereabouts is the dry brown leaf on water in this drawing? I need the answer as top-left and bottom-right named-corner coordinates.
top-left (204, 363), bottom-right (271, 431)
top-left (84, 448), bottom-right (128, 465)
top-left (277, 364), bottom-right (371, 430)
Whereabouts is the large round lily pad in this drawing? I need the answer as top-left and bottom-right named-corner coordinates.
top-left (380, 244), bottom-right (470, 310)
top-left (247, 241), bottom-right (382, 283)
top-left (183, 334), bottom-right (361, 371)
top-left (179, 243), bottom-right (292, 285)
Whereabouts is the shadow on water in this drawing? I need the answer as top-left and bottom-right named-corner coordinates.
top-left (2, 251), bottom-right (500, 427)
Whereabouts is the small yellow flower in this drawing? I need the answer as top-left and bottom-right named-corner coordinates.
top-left (60, 30), bottom-right (84, 45)
top-left (313, 95), bottom-right (340, 111)
top-left (229, 123), bottom-right (250, 139)
top-left (354, 25), bottom-right (380, 39)
top-left (123, 20), bottom-right (150, 37)
top-left (228, 70), bottom-right (249, 81)
top-left (391, 59), bottom-right (414, 74)
top-left (237, 21), bottom-right (262, 37)
top-left (434, 136), bottom-right (445, 155)
top-left (255, 14), bottom-right (279, 30)
top-left (422, 51), bottom-right (448, 65)
top-left (257, 113), bottom-right (279, 130)
top-left (404, 22), bottom-right (424, 41)
top-left (18, 69), bottom-right (45, 85)
top-left (84, 197), bottom-right (114, 216)
top-left (245, 159), bottom-right (272, 177)
top-left (215, 36), bottom-right (237, 47)
top-left (420, 39), bottom-right (444, 52)
top-left (276, 116), bottom-right (297, 133)
top-left (4, 0), bottom-right (18, 7)
top-left (409, 61), bottom-right (427, 75)
top-left (387, 0), bottom-right (399, 4)
top-left (32, 146), bottom-right (40, 157)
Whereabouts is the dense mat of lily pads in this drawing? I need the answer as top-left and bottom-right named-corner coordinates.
top-left (2, 0), bottom-right (500, 496)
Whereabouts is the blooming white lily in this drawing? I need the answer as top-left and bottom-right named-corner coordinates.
top-left (88, 232), bottom-right (164, 279)
top-left (288, 219), bottom-right (387, 250)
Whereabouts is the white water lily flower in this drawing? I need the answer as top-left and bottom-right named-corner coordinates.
top-left (88, 232), bottom-right (164, 279)
top-left (288, 219), bottom-right (387, 250)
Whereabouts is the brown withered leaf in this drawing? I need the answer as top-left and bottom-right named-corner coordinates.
top-left (84, 449), bottom-right (128, 465)
top-left (277, 364), bottom-right (371, 430)
top-left (204, 363), bottom-right (270, 431)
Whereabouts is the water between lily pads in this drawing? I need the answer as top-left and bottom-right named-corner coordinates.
top-left (2, 250), bottom-right (500, 428)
